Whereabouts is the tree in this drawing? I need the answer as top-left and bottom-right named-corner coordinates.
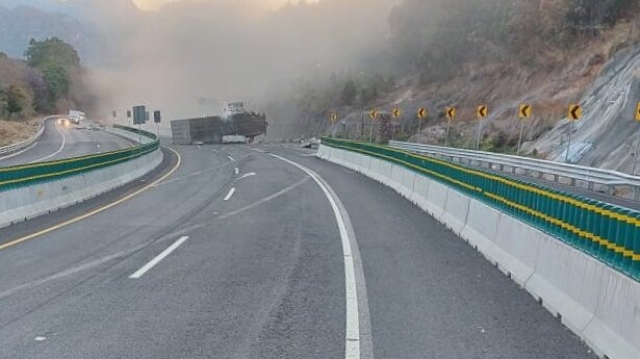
top-left (40, 62), bottom-right (70, 107)
top-left (5, 84), bottom-right (27, 115)
top-left (26, 68), bottom-right (49, 112)
top-left (341, 79), bottom-right (357, 106)
top-left (25, 37), bottom-right (81, 70)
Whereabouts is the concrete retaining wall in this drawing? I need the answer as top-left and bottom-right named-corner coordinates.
top-left (0, 149), bottom-right (163, 229)
top-left (317, 144), bottom-right (640, 359)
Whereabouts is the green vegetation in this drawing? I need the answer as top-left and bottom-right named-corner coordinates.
top-left (0, 37), bottom-right (92, 121)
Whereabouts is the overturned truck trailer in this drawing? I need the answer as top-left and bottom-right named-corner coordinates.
top-left (171, 105), bottom-right (267, 145)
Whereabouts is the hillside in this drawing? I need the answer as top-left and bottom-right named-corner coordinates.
top-left (0, 119), bottom-right (39, 147)
top-left (270, 0), bottom-right (640, 174)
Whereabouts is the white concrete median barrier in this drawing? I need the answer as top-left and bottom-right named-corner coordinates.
top-left (490, 214), bottom-right (539, 286)
top-left (460, 198), bottom-right (499, 254)
top-left (318, 144), bottom-right (640, 359)
top-left (0, 149), bottom-right (162, 229)
top-left (440, 188), bottom-right (470, 235)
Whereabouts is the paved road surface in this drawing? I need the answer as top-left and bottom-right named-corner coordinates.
top-left (0, 144), bottom-right (595, 359)
top-left (0, 119), bottom-right (134, 167)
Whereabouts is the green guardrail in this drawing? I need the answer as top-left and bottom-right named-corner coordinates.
top-left (0, 125), bottom-right (159, 192)
top-left (322, 137), bottom-right (640, 281)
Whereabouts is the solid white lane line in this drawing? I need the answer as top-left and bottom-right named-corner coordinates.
top-left (0, 141), bottom-right (38, 161)
top-left (250, 148), bottom-right (266, 153)
top-left (234, 167), bottom-right (239, 175)
top-left (227, 155), bottom-right (236, 162)
top-left (224, 187), bottom-right (236, 201)
top-left (129, 236), bottom-right (189, 279)
top-left (29, 123), bottom-right (67, 163)
top-left (270, 154), bottom-right (371, 359)
top-left (219, 177), bottom-right (309, 219)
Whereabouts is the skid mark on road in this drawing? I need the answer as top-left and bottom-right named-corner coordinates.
top-left (219, 177), bottom-right (309, 219)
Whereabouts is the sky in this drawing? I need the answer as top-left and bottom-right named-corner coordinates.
top-left (133, 0), bottom-right (320, 11)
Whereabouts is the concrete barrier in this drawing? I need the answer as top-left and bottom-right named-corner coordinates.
top-left (0, 149), bottom-right (163, 229)
top-left (409, 174), bottom-right (430, 208)
top-left (426, 179), bottom-right (448, 218)
top-left (318, 144), bottom-right (640, 359)
top-left (440, 187), bottom-right (470, 235)
top-left (584, 269), bottom-right (640, 359)
top-left (460, 198), bottom-right (500, 255)
top-left (490, 214), bottom-right (540, 286)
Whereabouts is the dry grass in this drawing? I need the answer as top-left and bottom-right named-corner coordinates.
top-left (0, 119), bottom-right (40, 147)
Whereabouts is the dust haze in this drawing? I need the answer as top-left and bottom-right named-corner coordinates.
top-left (89, 0), bottom-right (399, 133)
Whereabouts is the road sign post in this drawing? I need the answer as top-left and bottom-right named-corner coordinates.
top-left (369, 109), bottom-right (378, 142)
top-left (153, 110), bottom-right (161, 137)
top-left (133, 105), bottom-right (146, 146)
top-left (517, 104), bottom-right (532, 155)
top-left (476, 105), bottom-right (488, 150)
top-left (392, 108), bottom-right (402, 141)
top-left (417, 108), bottom-right (427, 136)
top-left (632, 103), bottom-right (640, 174)
top-left (445, 107), bottom-right (456, 147)
top-left (330, 112), bottom-right (338, 138)
top-left (444, 107), bottom-right (456, 147)
top-left (566, 104), bottom-right (582, 163)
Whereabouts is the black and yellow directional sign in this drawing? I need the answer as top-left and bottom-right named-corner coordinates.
top-left (330, 112), bottom-right (338, 123)
top-left (477, 105), bottom-right (488, 119)
top-left (417, 108), bottom-right (427, 119)
top-left (446, 107), bottom-right (456, 119)
top-left (392, 108), bottom-right (402, 119)
top-left (519, 104), bottom-right (532, 119)
top-left (636, 102), bottom-right (640, 122)
top-left (568, 104), bottom-right (582, 120)
top-left (369, 109), bottom-right (378, 120)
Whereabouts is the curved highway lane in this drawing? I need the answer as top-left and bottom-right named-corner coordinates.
top-left (0, 118), bottom-right (134, 167)
top-left (0, 144), bottom-right (595, 359)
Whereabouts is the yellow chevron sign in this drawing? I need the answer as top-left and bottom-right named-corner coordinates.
top-left (568, 104), bottom-right (582, 120)
top-left (477, 105), bottom-right (488, 118)
top-left (369, 109), bottom-right (378, 120)
top-left (417, 108), bottom-right (427, 119)
top-left (446, 107), bottom-right (456, 119)
top-left (519, 104), bottom-right (532, 118)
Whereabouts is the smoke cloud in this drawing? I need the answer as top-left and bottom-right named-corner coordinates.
top-left (87, 0), bottom-right (398, 132)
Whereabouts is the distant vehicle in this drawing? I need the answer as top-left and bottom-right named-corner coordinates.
top-left (57, 118), bottom-right (71, 127)
top-left (171, 102), bottom-right (268, 145)
top-left (68, 110), bottom-right (86, 125)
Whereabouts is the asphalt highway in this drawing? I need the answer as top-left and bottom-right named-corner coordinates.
top-left (0, 143), bottom-right (596, 359)
top-left (0, 119), bottom-right (134, 167)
